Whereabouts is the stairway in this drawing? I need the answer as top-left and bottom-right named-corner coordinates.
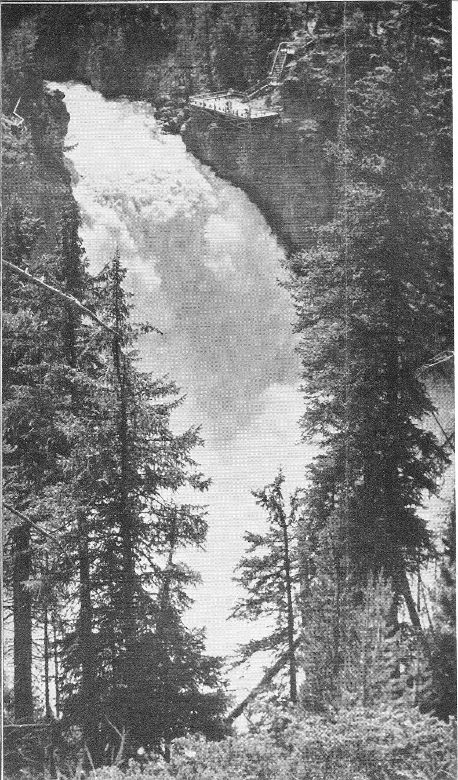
top-left (268, 43), bottom-right (290, 83)
top-left (244, 79), bottom-right (271, 101)
top-left (2, 97), bottom-right (24, 131)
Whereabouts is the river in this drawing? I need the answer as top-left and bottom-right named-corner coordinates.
top-left (49, 82), bottom-right (316, 698)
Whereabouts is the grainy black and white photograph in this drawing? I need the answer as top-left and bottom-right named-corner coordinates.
top-left (1, 1), bottom-right (455, 777)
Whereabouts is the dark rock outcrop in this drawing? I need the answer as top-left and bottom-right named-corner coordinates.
top-left (182, 94), bottom-right (337, 251)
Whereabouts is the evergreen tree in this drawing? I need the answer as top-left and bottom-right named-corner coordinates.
top-left (286, 0), bottom-right (452, 624)
top-left (3, 203), bottom-right (69, 723)
top-left (299, 496), bottom-right (425, 712)
top-left (120, 548), bottom-right (227, 758)
top-left (57, 251), bottom-right (227, 762)
top-left (231, 471), bottom-right (300, 704)
top-left (2, 16), bottom-right (41, 113)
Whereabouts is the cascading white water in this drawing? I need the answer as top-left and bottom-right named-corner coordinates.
top-left (51, 82), bottom-right (316, 693)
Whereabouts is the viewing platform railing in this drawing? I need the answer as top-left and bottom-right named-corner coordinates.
top-left (189, 93), bottom-right (279, 121)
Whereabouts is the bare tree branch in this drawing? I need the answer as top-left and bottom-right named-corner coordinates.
top-left (4, 503), bottom-right (69, 557)
top-left (418, 351), bottom-right (454, 374)
top-left (3, 722), bottom-right (51, 730)
top-left (430, 410), bottom-right (455, 452)
top-left (3, 260), bottom-right (117, 335)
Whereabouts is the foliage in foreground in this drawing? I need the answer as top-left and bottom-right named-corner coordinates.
top-left (84, 705), bottom-right (456, 780)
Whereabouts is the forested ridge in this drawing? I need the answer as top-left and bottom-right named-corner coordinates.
top-left (2, 3), bottom-right (455, 779)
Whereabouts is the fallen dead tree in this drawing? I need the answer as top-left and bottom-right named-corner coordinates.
top-left (227, 637), bottom-right (301, 723)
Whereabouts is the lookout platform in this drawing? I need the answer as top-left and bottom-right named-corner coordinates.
top-left (189, 92), bottom-right (279, 122)
top-left (189, 41), bottom-right (296, 123)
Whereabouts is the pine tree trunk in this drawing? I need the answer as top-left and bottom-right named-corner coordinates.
top-left (44, 599), bottom-right (58, 778)
top-left (78, 509), bottom-right (98, 759)
top-left (118, 394), bottom-right (136, 650)
top-left (53, 616), bottom-right (60, 717)
top-left (13, 523), bottom-right (33, 722)
top-left (112, 258), bottom-right (136, 665)
top-left (332, 552), bottom-right (341, 690)
top-left (13, 522), bottom-right (33, 722)
top-left (394, 566), bottom-right (421, 629)
top-left (280, 512), bottom-right (297, 703)
top-left (60, 210), bottom-right (98, 758)
top-left (44, 602), bottom-right (51, 719)
top-left (384, 194), bottom-right (417, 628)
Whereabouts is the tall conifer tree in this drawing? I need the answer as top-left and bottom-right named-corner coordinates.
top-left (231, 471), bottom-right (300, 703)
top-left (287, 0), bottom-right (452, 625)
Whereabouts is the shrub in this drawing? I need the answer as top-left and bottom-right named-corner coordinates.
top-left (87, 704), bottom-right (456, 780)
top-left (283, 705), bottom-right (456, 780)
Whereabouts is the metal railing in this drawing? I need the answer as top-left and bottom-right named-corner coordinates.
top-left (2, 97), bottom-right (24, 129)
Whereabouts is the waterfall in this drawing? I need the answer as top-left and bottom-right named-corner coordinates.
top-left (50, 82), bottom-right (316, 690)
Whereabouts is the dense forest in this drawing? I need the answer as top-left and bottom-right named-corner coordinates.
top-left (2, 2), bottom-right (455, 779)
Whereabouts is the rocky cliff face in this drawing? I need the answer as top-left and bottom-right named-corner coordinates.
top-left (182, 94), bottom-right (337, 251)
